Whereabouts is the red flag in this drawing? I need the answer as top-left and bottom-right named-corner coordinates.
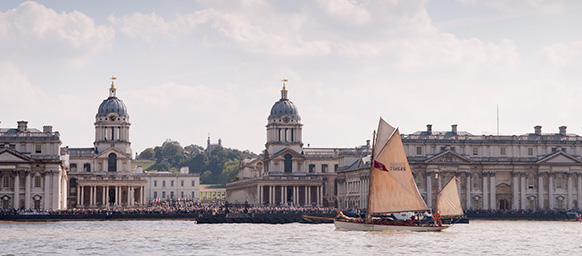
top-left (455, 177), bottom-right (461, 183)
top-left (373, 160), bottom-right (389, 172)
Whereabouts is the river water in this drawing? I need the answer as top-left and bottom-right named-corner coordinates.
top-left (1, 220), bottom-right (580, 255)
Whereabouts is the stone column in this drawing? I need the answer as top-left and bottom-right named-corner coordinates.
top-left (77, 185), bottom-right (81, 206)
top-left (303, 186), bottom-right (311, 206)
top-left (482, 173), bottom-right (488, 209)
top-left (307, 186), bottom-right (312, 205)
top-left (14, 171), bottom-right (20, 209)
top-left (568, 173), bottom-right (573, 209)
top-left (538, 173), bottom-right (544, 209)
top-left (283, 186), bottom-right (287, 205)
top-left (102, 186), bottom-right (106, 206)
top-left (512, 173), bottom-right (519, 209)
top-left (548, 175), bottom-right (554, 209)
top-left (490, 173), bottom-right (496, 210)
top-left (52, 172), bottom-right (59, 209)
top-left (79, 185), bottom-right (84, 207)
top-left (466, 174), bottom-right (471, 209)
top-left (520, 174), bottom-right (526, 210)
top-left (426, 171), bottom-right (432, 208)
top-left (318, 186), bottom-right (322, 206)
top-left (578, 175), bottom-right (582, 210)
top-left (257, 184), bottom-right (262, 205)
top-left (25, 171), bottom-right (31, 209)
top-left (105, 186), bottom-right (109, 206)
top-left (44, 173), bottom-right (51, 209)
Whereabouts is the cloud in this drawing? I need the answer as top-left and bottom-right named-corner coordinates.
top-left (536, 41), bottom-right (582, 68)
top-left (455, 0), bottom-right (568, 15)
top-left (317, 0), bottom-right (372, 25)
top-left (0, 1), bottom-right (114, 65)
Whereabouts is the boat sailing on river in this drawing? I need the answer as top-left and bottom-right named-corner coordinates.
top-left (332, 118), bottom-right (464, 231)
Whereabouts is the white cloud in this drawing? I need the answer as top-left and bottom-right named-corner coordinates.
top-left (0, 1), bottom-right (114, 65)
top-left (317, 0), bottom-right (372, 25)
top-left (536, 41), bottom-right (582, 68)
top-left (455, 0), bottom-right (568, 15)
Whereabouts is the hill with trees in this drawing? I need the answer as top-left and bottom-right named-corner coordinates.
top-left (136, 140), bottom-right (258, 187)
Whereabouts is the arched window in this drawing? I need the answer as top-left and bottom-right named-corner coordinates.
top-left (284, 154), bottom-right (292, 173)
top-left (472, 174), bottom-right (481, 190)
top-left (108, 153), bottom-right (117, 172)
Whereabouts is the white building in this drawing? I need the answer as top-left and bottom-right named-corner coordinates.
top-left (0, 121), bottom-right (67, 210)
top-left (139, 167), bottom-right (200, 202)
top-left (67, 79), bottom-right (146, 208)
top-left (336, 124), bottom-right (582, 211)
top-left (226, 82), bottom-right (369, 206)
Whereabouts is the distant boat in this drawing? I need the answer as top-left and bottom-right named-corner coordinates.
top-left (333, 118), bottom-right (462, 232)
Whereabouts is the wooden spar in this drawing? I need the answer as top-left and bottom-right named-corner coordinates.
top-left (301, 215), bottom-right (335, 221)
top-left (436, 167), bottom-right (441, 214)
top-left (365, 130), bottom-right (376, 224)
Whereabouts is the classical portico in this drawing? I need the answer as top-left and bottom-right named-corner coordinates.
top-left (76, 180), bottom-right (146, 207)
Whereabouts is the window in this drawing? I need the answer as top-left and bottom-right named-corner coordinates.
top-left (35, 145), bottom-right (41, 153)
top-left (70, 163), bottom-right (77, 172)
top-left (3, 176), bottom-right (10, 188)
top-left (500, 147), bottom-right (506, 156)
top-left (107, 153), bottom-right (117, 172)
top-left (181, 180), bottom-right (184, 187)
top-left (181, 191), bottom-right (184, 197)
top-left (84, 163), bottom-right (91, 172)
top-left (472, 175), bottom-right (481, 190)
top-left (321, 164), bottom-right (328, 173)
top-left (34, 176), bottom-right (41, 188)
top-left (450, 147), bottom-right (455, 152)
top-left (472, 148), bottom-right (478, 156)
top-left (527, 176), bottom-right (535, 189)
top-left (162, 191), bottom-right (166, 198)
top-left (153, 191), bottom-right (158, 198)
top-left (191, 180), bottom-right (195, 186)
top-left (170, 191), bottom-right (174, 199)
top-left (34, 199), bottom-right (41, 210)
top-left (556, 176), bottom-right (563, 189)
top-left (440, 147), bottom-right (446, 152)
top-left (416, 147), bottom-right (422, 155)
top-left (334, 164), bottom-right (338, 171)
top-left (309, 164), bottom-right (315, 173)
top-left (192, 191), bottom-right (195, 198)
top-left (528, 148), bottom-right (533, 156)
top-left (284, 154), bottom-right (292, 173)
top-left (171, 180), bottom-right (174, 187)
top-left (162, 181), bottom-right (166, 187)
top-left (154, 180), bottom-right (157, 187)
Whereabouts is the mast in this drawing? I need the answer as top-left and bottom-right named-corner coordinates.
top-left (436, 167), bottom-right (441, 213)
top-left (365, 130), bottom-right (376, 224)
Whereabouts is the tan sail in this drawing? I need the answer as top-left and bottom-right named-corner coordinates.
top-left (368, 118), bottom-right (429, 214)
top-left (437, 176), bottom-right (464, 217)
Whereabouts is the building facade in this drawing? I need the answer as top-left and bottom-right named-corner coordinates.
top-left (0, 121), bottom-right (67, 210)
top-left (67, 80), bottom-right (146, 208)
top-left (226, 82), bottom-right (369, 206)
top-left (337, 124), bottom-right (582, 211)
top-left (139, 167), bottom-right (200, 202)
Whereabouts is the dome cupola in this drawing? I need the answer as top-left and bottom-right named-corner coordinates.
top-left (96, 78), bottom-right (128, 117)
top-left (268, 82), bottom-right (300, 120)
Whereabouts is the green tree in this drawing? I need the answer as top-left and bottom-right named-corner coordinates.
top-left (201, 170), bottom-right (213, 183)
top-left (219, 159), bottom-right (240, 185)
top-left (138, 148), bottom-right (155, 160)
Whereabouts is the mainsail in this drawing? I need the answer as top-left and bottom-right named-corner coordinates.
top-left (437, 176), bottom-right (464, 217)
top-left (368, 118), bottom-right (429, 214)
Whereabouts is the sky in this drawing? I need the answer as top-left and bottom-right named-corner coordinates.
top-left (1, 0), bottom-right (582, 155)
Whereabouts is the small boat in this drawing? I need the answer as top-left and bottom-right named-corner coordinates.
top-left (333, 118), bottom-right (462, 232)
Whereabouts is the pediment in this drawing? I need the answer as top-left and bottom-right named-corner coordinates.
top-left (426, 150), bottom-right (472, 164)
top-left (0, 149), bottom-right (33, 163)
top-left (270, 148), bottom-right (305, 160)
top-left (95, 147), bottom-right (132, 159)
top-left (537, 151), bottom-right (582, 164)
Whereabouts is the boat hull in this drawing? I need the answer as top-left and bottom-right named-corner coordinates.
top-left (334, 220), bottom-right (448, 232)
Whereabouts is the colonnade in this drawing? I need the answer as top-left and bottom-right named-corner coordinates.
top-left (1, 170), bottom-right (62, 210)
top-left (76, 184), bottom-right (145, 207)
top-left (257, 184), bottom-right (322, 206)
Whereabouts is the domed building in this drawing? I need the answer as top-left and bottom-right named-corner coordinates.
top-left (66, 79), bottom-right (146, 209)
top-left (226, 81), bottom-right (370, 207)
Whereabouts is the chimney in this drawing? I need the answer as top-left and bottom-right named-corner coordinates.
top-left (426, 124), bottom-right (432, 135)
top-left (559, 126), bottom-right (567, 136)
top-left (451, 124), bottom-right (458, 134)
top-left (366, 139), bottom-right (370, 148)
top-left (43, 125), bottom-right (53, 133)
top-left (534, 125), bottom-right (542, 135)
top-left (17, 121), bottom-right (28, 132)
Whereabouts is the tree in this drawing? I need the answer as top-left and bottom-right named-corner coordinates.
top-left (138, 148), bottom-right (155, 160)
top-left (219, 159), bottom-right (240, 185)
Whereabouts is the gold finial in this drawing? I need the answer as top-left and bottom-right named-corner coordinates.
top-left (110, 76), bottom-right (117, 88)
top-left (281, 78), bottom-right (288, 90)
